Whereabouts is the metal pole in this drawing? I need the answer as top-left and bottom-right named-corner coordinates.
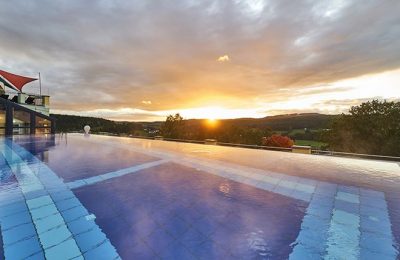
top-left (39, 72), bottom-right (42, 96)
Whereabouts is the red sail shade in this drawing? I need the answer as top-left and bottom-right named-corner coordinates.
top-left (0, 69), bottom-right (37, 92)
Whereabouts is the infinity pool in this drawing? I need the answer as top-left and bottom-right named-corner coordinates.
top-left (1, 134), bottom-right (399, 259)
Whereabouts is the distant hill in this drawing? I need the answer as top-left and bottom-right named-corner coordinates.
top-left (222, 113), bottom-right (334, 130)
top-left (51, 113), bottom-right (334, 134)
top-left (50, 114), bottom-right (143, 134)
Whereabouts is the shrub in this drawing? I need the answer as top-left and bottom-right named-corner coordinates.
top-left (262, 134), bottom-right (294, 148)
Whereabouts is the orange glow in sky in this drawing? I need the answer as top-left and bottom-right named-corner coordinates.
top-left (3, 1), bottom-right (398, 121)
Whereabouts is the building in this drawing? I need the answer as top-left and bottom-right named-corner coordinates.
top-left (0, 69), bottom-right (55, 135)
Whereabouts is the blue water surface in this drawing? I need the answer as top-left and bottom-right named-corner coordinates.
top-left (74, 162), bottom-right (306, 259)
top-left (1, 134), bottom-right (399, 259)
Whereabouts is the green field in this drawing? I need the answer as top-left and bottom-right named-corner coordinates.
top-left (295, 139), bottom-right (327, 149)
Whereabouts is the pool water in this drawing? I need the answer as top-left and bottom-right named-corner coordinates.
top-left (1, 134), bottom-right (399, 259)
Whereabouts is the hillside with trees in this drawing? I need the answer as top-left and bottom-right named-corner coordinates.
top-left (323, 100), bottom-right (400, 156)
top-left (50, 114), bottom-right (143, 135)
top-left (52, 102), bottom-right (400, 157)
top-left (52, 113), bottom-right (332, 135)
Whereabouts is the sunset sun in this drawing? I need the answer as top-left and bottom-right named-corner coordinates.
top-left (1, 1), bottom-right (399, 259)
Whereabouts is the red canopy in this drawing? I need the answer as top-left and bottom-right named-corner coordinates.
top-left (0, 69), bottom-right (37, 92)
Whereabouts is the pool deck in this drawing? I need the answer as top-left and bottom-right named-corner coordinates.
top-left (1, 134), bottom-right (399, 259)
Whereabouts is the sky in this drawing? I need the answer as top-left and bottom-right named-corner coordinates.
top-left (0, 0), bottom-right (399, 121)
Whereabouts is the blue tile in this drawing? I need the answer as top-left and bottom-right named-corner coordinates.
top-left (39, 225), bottom-right (72, 249)
top-left (360, 232), bottom-right (397, 256)
top-left (295, 228), bottom-right (328, 253)
top-left (50, 190), bottom-right (75, 202)
top-left (336, 191), bottom-right (359, 204)
top-left (62, 206), bottom-right (89, 222)
top-left (38, 173), bottom-right (63, 185)
top-left (84, 176), bottom-right (103, 185)
top-left (331, 210), bottom-right (359, 227)
top-left (289, 244), bottom-right (321, 260)
top-left (314, 183), bottom-right (337, 197)
top-left (143, 228), bottom-right (175, 255)
top-left (35, 213), bottom-right (65, 234)
top-left (26, 195), bottom-right (53, 210)
top-left (255, 181), bottom-right (276, 191)
top-left (0, 193), bottom-right (25, 209)
top-left (193, 216), bottom-right (219, 236)
top-left (67, 216), bottom-right (97, 236)
top-left (130, 217), bottom-right (159, 238)
top-left (24, 189), bottom-right (49, 201)
top-left (360, 189), bottom-right (385, 200)
top-left (338, 186), bottom-right (359, 195)
top-left (292, 190), bottom-right (312, 202)
top-left (274, 186), bottom-right (294, 197)
top-left (301, 214), bottom-right (330, 231)
top-left (4, 235), bottom-right (42, 259)
top-left (55, 197), bottom-right (82, 212)
top-left (0, 201), bottom-right (28, 218)
top-left (360, 204), bottom-right (389, 220)
top-left (311, 194), bottom-right (335, 207)
top-left (360, 215), bottom-right (391, 235)
top-left (75, 226), bottom-right (107, 253)
top-left (44, 238), bottom-right (82, 259)
top-left (83, 240), bottom-right (119, 259)
top-left (2, 222), bottom-right (37, 246)
top-left (150, 210), bottom-right (175, 226)
top-left (178, 228), bottom-right (208, 252)
top-left (360, 248), bottom-right (396, 260)
top-left (30, 204), bottom-right (59, 220)
top-left (325, 221), bottom-right (360, 258)
top-left (360, 196), bottom-right (387, 210)
top-left (240, 177), bottom-right (260, 187)
top-left (157, 240), bottom-right (196, 260)
top-left (306, 203), bottom-right (333, 220)
top-left (119, 241), bottom-right (158, 259)
top-left (175, 210), bottom-right (201, 225)
top-left (170, 206), bottom-right (192, 220)
top-left (189, 239), bottom-right (230, 259)
top-left (334, 200), bottom-right (359, 215)
top-left (1, 210), bottom-right (32, 230)
top-left (297, 178), bottom-right (318, 187)
top-left (25, 250), bottom-right (45, 260)
top-left (67, 180), bottom-right (86, 190)
top-left (163, 215), bottom-right (190, 238)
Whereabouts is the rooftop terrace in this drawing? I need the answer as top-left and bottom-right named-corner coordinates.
top-left (1, 134), bottom-right (399, 259)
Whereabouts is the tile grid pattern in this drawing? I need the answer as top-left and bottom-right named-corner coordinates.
top-left (88, 190), bottom-right (239, 259)
top-left (82, 137), bottom-right (399, 259)
top-left (2, 137), bottom-right (399, 259)
top-left (176, 158), bottom-right (398, 259)
top-left (0, 140), bottom-right (120, 259)
top-left (73, 163), bottom-right (306, 259)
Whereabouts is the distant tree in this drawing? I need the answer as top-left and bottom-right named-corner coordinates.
top-left (216, 125), bottom-right (272, 145)
top-left (262, 134), bottom-right (294, 148)
top-left (160, 113), bottom-right (186, 139)
top-left (51, 114), bottom-right (143, 134)
top-left (324, 100), bottom-right (400, 156)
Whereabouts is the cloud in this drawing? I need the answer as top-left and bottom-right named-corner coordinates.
top-left (141, 100), bottom-right (152, 105)
top-left (217, 55), bottom-right (230, 62)
top-left (0, 0), bottom-right (399, 120)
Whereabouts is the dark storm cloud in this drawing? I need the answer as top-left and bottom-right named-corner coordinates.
top-left (0, 0), bottom-right (399, 117)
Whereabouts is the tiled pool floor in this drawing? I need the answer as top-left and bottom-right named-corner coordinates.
top-left (24, 137), bottom-right (159, 182)
top-left (74, 162), bottom-right (306, 259)
top-left (1, 134), bottom-right (400, 259)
